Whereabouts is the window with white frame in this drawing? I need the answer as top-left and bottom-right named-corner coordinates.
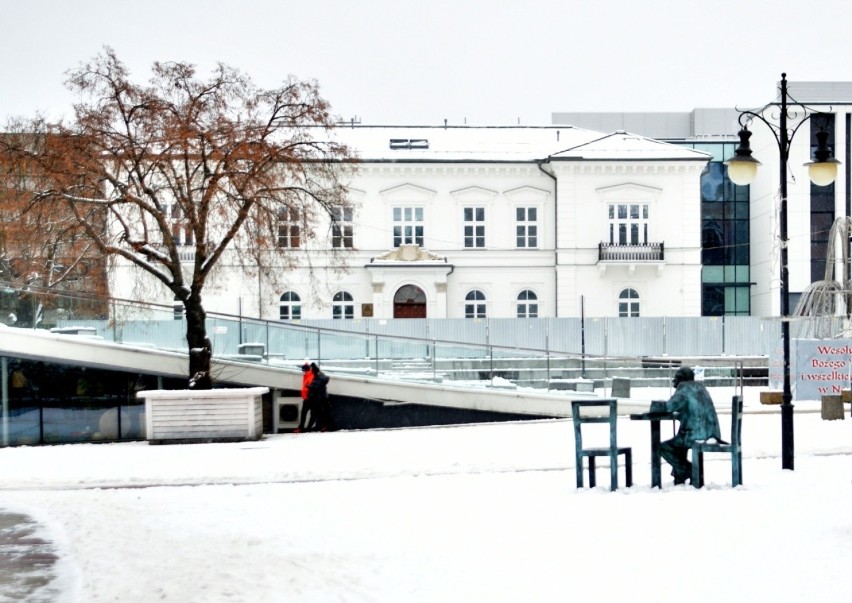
top-left (166, 203), bottom-right (194, 246)
top-left (618, 288), bottom-right (640, 317)
top-left (332, 291), bottom-right (354, 319)
top-left (515, 207), bottom-right (538, 248)
top-left (277, 207), bottom-right (301, 248)
top-left (463, 207), bottom-right (485, 248)
top-left (516, 289), bottom-right (538, 318)
top-left (279, 291), bottom-right (301, 320)
top-left (608, 203), bottom-right (649, 245)
top-left (393, 206), bottom-right (424, 247)
top-left (465, 289), bottom-right (486, 318)
top-left (331, 206), bottom-right (354, 248)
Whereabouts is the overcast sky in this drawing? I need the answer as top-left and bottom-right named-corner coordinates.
top-left (3, 0), bottom-right (852, 127)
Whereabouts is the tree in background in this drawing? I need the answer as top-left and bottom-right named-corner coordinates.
top-left (0, 48), bottom-right (354, 388)
top-left (0, 129), bottom-right (109, 327)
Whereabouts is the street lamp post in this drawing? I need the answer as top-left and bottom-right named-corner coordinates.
top-left (726, 73), bottom-right (840, 470)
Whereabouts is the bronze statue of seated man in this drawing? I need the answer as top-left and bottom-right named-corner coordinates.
top-left (661, 366), bottom-right (721, 485)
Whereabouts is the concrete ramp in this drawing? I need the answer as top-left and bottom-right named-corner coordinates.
top-left (0, 326), bottom-right (641, 424)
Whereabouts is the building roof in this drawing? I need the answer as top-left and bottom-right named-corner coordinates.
top-left (550, 131), bottom-right (711, 161)
top-left (332, 125), bottom-right (708, 163)
top-left (552, 109), bottom-right (741, 140)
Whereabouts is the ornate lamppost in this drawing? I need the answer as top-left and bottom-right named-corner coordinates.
top-left (725, 73), bottom-right (840, 470)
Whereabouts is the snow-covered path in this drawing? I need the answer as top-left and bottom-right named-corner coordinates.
top-left (1, 391), bottom-right (851, 602)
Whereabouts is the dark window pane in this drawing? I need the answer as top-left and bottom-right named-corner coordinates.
top-left (702, 285), bottom-right (725, 316)
top-left (733, 221), bottom-right (749, 264)
top-left (701, 163), bottom-right (726, 202)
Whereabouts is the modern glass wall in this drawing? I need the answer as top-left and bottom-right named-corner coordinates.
top-left (679, 141), bottom-right (751, 316)
top-left (1, 357), bottom-right (185, 447)
top-left (809, 113), bottom-right (836, 284)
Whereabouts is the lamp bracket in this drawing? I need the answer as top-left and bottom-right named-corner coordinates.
top-left (735, 74), bottom-right (834, 158)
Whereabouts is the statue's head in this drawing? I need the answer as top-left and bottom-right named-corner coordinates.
top-left (673, 366), bottom-right (695, 388)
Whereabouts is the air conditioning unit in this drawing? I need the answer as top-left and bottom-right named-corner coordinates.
top-left (273, 392), bottom-right (302, 432)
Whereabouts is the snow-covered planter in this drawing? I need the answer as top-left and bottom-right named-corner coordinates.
top-left (138, 387), bottom-right (269, 444)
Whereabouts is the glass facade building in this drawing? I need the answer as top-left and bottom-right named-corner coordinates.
top-left (553, 109), bottom-right (753, 317)
top-left (679, 141), bottom-right (751, 316)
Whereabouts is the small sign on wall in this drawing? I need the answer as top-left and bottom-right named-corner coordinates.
top-left (361, 303), bottom-right (373, 317)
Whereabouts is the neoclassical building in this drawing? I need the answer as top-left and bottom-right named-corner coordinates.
top-left (110, 125), bottom-right (710, 320)
top-left (556, 79), bottom-right (852, 320)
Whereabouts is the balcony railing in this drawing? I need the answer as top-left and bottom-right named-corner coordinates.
top-left (177, 248), bottom-right (195, 263)
top-left (598, 242), bottom-right (664, 262)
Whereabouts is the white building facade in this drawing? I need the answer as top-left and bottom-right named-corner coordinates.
top-left (556, 79), bottom-right (852, 321)
top-left (110, 125), bottom-right (710, 320)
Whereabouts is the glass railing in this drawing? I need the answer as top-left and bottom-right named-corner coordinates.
top-left (1, 284), bottom-right (762, 392)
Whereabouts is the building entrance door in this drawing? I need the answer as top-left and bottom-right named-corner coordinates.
top-left (393, 284), bottom-right (427, 318)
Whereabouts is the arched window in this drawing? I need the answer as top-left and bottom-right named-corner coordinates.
top-left (517, 290), bottom-right (538, 318)
top-left (619, 288), bottom-right (640, 317)
top-left (465, 289), bottom-right (486, 319)
top-left (332, 291), bottom-right (354, 319)
top-left (279, 291), bottom-right (301, 320)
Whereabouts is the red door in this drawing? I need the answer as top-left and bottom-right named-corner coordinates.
top-left (393, 285), bottom-right (427, 318)
top-left (394, 303), bottom-right (426, 318)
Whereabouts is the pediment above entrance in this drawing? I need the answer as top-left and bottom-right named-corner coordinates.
top-left (370, 244), bottom-right (447, 263)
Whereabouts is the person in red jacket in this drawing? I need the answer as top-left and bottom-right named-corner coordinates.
top-left (295, 360), bottom-right (314, 432)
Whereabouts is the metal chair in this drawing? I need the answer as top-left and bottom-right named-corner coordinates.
top-left (571, 399), bottom-right (633, 491)
top-left (691, 395), bottom-right (743, 488)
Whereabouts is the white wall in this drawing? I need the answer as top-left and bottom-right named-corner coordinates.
top-left (109, 128), bottom-right (708, 321)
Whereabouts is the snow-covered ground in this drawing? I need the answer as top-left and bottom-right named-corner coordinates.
top-left (1, 386), bottom-right (851, 602)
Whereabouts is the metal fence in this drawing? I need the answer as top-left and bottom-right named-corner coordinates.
top-left (2, 284), bottom-right (795, 362)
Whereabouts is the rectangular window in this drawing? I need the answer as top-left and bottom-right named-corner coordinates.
top-left (166, 203), bottom-right (194, 246)
top-left (463, 207), bottom-right (485, 248)
top-left (393, 206), bottom-right (424, 247)
top-left (618, 301), bottom-right (639, 317)
top-left (608, 203), bottom-right (649, 245)
top-left (465, 302), bottom-right (486, 318)
top-left (277, 207), bottom-right (301, 248)
top-left (331, 206), bottom-right (354, 248)
top-left (516, 207), bottom-right (538, 248)
top-left (517, 303), bottom-right (538, 318)
top-left (332, 304), bottom-right (354, 319)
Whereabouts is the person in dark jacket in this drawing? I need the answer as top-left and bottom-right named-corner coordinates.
top-left (661, 366), bottom-right (721, 485)
top-left (306, 363), bottom-right (332, 431)
top-left (295, 360), bottom-right (314, 432)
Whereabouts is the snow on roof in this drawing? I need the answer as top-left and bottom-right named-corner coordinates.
top-left (550, 130), bottom-right (712, 161)
top-left (332, 125), bottom-right (710, 163)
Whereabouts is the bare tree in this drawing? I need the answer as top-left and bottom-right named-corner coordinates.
top-left (0, 48), bottom-right (354, 388)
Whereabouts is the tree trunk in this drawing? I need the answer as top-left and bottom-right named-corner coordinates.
top-left (184, 292), bottom-right (213, 389)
